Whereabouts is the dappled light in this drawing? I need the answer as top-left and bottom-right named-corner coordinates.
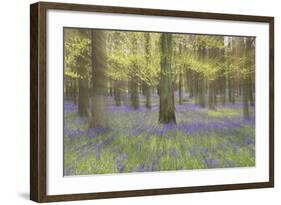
top-left (63, 28), bottom-right (255, 176)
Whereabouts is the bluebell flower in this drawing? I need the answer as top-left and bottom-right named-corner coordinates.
top-left (244, 137), bottom-right (254, 146)
top-left (204, 157), bottom-right (220, 168)
top-left (189, 146), bottom-right (196, 157)
top-left (202, 147), bottom-right (209, 155)
top-left (170, 148), bottom-right (179, 158)
top-left (115, 159), bottom-right (124, 173)
top-left (138, 162), bottom-right (145, 172)
top-left (150, 159), bottom-right (158, 171)
top-left (64, 166), bottom-right (72, 176)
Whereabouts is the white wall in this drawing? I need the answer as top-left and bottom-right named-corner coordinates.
top-left (0, 0), bottom-right (279, 204)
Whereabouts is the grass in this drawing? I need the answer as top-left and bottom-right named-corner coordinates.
top-left (63, 95), bottom-right (255, 176)
top-left (207, 108), bottom-right (240, 118)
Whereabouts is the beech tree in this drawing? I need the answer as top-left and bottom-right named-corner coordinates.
top-left (89, 30), bottom-right (107, 127)
top-left (159, 33), bottom-right (176, 124)
top-left (64, 28), bottom-right (256, 124)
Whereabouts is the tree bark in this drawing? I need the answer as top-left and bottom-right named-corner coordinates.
top-left (229, 75), bottom-right (236, 104)
top-left (221, 75), bottom-right (226, 105)
top-left (144, 33), bottom-right (152, 109)
top-left (242, 77), bottom-right (250, 119)
top-left (89, 30), bottom-right (107, 128)
top-left (228, 73), bottom-right (232, 103)
top-left (197, 47), bottom-right (206, 107)
top-left (159, 33), bottom-right (176, 124)
top-left (65, 77), bottom-right (70, 100)
top-left (242, 37), bottom-right (254, 119)
top-left (248, 74), bottom-right (254, 106)
top-left (208, 80), bottom-right (216, 110)
top-left (179, 70), bottom-right (183, 104)
top-left (113, 80), bottom-right (122, 106)
top-left (143, 82), bottom-right (151, 109)
top-left (77, 56), bottom-right (88, 117)
top-left (186, 69), bottom-right (194, 98)
top-left (73, 78), bottom-right (77, 104)
top-left (109, 79), bottom-right (113, 97)
top-left (198, 74), bottom-right (205, 107)
top-left (130, 79), bottom-right (139, 109)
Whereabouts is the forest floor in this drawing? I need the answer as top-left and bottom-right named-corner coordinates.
top-left (63, 94), bottom-right (255, 176)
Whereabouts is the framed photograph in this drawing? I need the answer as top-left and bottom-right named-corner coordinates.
top-left (30, 1), bottom-right (274, 202)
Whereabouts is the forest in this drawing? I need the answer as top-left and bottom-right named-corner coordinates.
top-left (63, 28), bottom-right (255, 175)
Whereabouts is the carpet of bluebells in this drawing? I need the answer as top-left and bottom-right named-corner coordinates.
top-left (64, 94), bottom-right (255, 176)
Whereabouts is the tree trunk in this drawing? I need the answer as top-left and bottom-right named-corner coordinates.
top-left (231, 76), bottom-right (236, 104)
top-left (143, 82), bottom-right (151, 109)
top-left (228, 73), bottom-right (232, 103)
top-left (196, 47), bottom-right (206, 107)
top-left (78, 77), bottom-right (88, 116)
top-left (157, 84), bottom-right (160, 96)
top-left (130, 79), bottom-right (139, 109)
top-left (248, 63), bottom-right (255, 106)
top-left (113, 80), bottom-right (122, 106)
top-left (208, 80), bottom-right (216, 110)
top-left (178, 43), bottom-right (183, 105)
top-left (89, 30), bottom-right (107, 128)
top-left (70, 78), bottom-right (74, 102)
top-left (197, 74), bottom-right (205, 107)
top-left (242, 77), bottom-right (250, 119)
top-left (186, 69), bottom-right (194, 98)
top-left (73, 78), bottom-right (77, 104)
top-left (109, 79), bottom-right (113, 97)
top-left (194, 72), bottom-right (199, 104)
top-left (179, 70), bottom-right (183, 104)
top-left (222, 76), bottom-right (226, 105)
top-left (159, 33), bottom-right (176, 124)
top-left (65, 77), bottom-right (69, 100)
top-left (144, 33), bottom-right (152, 109)
top-left (214, 80), bottom-right (217, 106)
top-left (129, 34), bottom-right (140, 110)
top-left (76, 57), bottom-right (88, 117)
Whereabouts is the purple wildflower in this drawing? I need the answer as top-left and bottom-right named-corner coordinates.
top-left (115, 159), bottom-right (125, 172)
top-left (204, 157), bottom-right (220, 168)
top-left (170, 148), bottom-right (179, 158)
top-left (64, 166), bottom-right (72, 176)
top-left (244, 137), bottom-right (254, 146)
top-left (115, 153), bottom-right (128, 173)
top-left (189, 146), bottom-right (197, 157)
top-left (202, 147), bottom-right (209, 155)
top-left (138, 162), bottom-right (145, 172)
top-left (150, 159), bottom-right (158, 171)
top-left (224, 160), bottom-right (237, 167)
